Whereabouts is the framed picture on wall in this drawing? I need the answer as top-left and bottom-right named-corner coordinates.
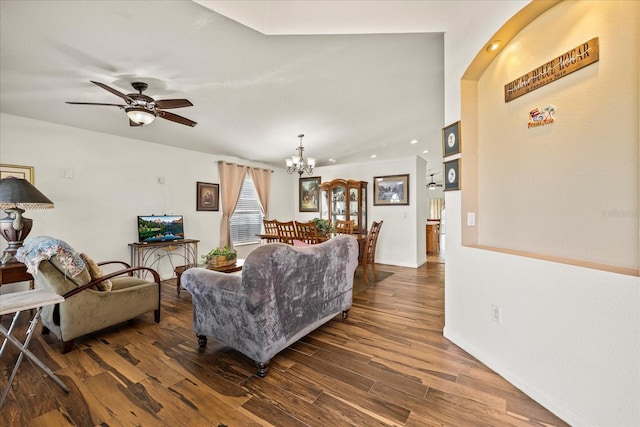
top-left (443, 159), bottom-right (461, 191)
top-left (196, 182), bottom-right (219, 211)
top-left (299, 176), bottom-right (321, 212)
top-left (442, 121), bottom-right (461, 158)
top-left (373, 174), bottom-right (409, 205)
top-left (0, 164), bottom-right (34, 183)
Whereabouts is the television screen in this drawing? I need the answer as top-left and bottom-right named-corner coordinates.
top-left (137, 215), bottom-right (185, 243)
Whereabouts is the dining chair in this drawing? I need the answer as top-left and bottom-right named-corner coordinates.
top-left (262, 218), bottom-right (279, 243)
top-left (276, 220), bottom-right (298, 245)
top-left (359, 220), bottom-right (383, 286)
top-left (295, 220), bottom-right (320, 244)
top-left (335, 219), bottom-right (354, 235)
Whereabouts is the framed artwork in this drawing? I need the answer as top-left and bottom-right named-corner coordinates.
top-left (443, 159), bottom-right (461, 191)
top-left (374, 174), bottom-right (409, 206)
top-left (299, 176), bottom-right (321, 212)
top-left (442, 121), bottom-right (461, 158)
top-left (0, 164), bottom-right (34, 183)
top-left (196, 182), bottom-right (219, 211)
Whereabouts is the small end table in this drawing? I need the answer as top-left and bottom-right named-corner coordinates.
top-left (0, 288), bottom-right (69, 407)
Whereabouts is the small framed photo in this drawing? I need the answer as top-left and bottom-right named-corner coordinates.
top-left (374, 174), bottom-right (409, 206)
top-left (299, 176), bottom-right (321, 212)
top-left (0, 164), bottom-right (34, 184)
top-left (443, 159), bottom-right (461, 191)
top-left (442, 121), bottom-right (461, 158)
top-left (196, 182), bottom-right (219, 211)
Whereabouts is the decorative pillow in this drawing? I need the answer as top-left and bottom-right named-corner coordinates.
top-left (80, 253), bottom-right (112, 291)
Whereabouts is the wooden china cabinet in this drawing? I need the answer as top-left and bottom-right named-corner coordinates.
top-left (319, 179), bottom-right (368, 234)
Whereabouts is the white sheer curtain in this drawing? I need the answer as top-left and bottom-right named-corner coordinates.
top-left (429, 198), bottom-right (445, 220)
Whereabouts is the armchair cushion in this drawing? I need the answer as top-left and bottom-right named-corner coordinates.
top-left (80, 253), bottom-right (112, 291)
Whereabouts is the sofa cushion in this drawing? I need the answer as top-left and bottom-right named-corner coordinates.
top-left (80, 253), bottom-right (112, 291)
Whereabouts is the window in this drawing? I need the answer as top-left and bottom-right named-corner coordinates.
top-left (230, 176), bottom-right (262, 245)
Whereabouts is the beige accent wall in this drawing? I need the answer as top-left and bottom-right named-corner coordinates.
top-left (465, 0), bottom-right (639, 271)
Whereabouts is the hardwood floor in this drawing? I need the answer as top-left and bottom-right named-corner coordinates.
top-left (1, 263), bottom-right (568, 426)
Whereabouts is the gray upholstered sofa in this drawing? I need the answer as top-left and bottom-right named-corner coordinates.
top-left (181, 234), bottom-right (359, 377)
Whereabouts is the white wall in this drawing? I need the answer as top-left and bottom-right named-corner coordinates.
top-left (477, 1), bottom-right (638, 269)
top-left (0, 113), bottom-right (294, 279)
top-left (444, 1), bottom-right (640, 426)
top-left (303, 156), bottom-right (429, 268)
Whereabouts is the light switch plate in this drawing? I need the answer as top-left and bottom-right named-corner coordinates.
top-left (467, 212), bottom-right (475, 226)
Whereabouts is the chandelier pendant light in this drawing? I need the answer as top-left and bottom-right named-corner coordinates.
top-left (285, 134), bottom-right (316, 176)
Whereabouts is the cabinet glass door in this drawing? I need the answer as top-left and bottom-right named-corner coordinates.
top-left (331, 185), bottom-right (346, 225)
top-left (349, 187), bottom-right (359, 231)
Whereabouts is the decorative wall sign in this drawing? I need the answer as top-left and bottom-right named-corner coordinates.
top-left (528, 105), bottom-right (556, 128)
top-left (443, 159), bottom-right (460, 192)
top-left (505, 37), bottom-right (599, 102)
top-left (442, 121), bottom-right (461, 158)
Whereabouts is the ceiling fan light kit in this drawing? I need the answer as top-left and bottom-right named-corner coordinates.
top-left (66, 81), bottom-right (197, 127)
top-left (126, 107), bottom-right (156, 125)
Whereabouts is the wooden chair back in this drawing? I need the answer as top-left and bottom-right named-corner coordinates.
top-left (295, 220), bottom-right (319, 244)
top-left (262, 219), bottom-right (279, 242)
top-left (359, 220), bottom-right (383, 286)
top-left (276, 220), bottom-right (297, 245)
top-left (334, 219), bottom-right (354, 235)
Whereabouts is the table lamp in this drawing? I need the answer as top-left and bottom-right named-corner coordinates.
top-left (0, 177), bottom-right (54, 265)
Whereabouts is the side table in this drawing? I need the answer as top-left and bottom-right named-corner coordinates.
top-left (0, 288), bottom-right (69, 407)
top-left (0, 263), bottom-right (34, 289)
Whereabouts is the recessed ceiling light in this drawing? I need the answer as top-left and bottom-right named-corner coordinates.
top-left (410, 139), bottom-right (418, 144)
top-left (423, 150), bottom-right (429, 153)
top-left (370, 154), bottom-right (377, 159)
top-left (486, 40), bottom-right (502, 52)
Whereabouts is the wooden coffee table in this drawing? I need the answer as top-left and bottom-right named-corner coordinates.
top-left (174, 259), bottom-right (244, 295)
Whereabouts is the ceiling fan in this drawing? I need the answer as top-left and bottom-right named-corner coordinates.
top-left (427, 173), bottom-right (443, 190)
top-left (66, 81), bottom-right (197, 127)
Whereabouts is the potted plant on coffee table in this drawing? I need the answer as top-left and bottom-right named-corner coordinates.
top-left (202, 246), bottom-right (237, 268)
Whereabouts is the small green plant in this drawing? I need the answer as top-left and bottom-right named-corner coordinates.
top-left (202, 246), bottom-right (237, 262)
top-left (312, 218), bottom-right (335, 236)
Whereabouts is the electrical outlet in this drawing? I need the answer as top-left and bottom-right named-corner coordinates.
top-left (491, 304), bottom-right (501, 323)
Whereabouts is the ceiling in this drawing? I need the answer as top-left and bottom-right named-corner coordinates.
top-left (1, 1), bottom-right (452, 177)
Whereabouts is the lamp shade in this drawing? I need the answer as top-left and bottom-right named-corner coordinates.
top-left (126, 107), bottom-right (156, 125)
top-left (0, 177), bottom-right (54, 210)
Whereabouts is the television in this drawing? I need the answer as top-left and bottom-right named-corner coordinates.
top-left (137, 215), bottom-right (185, 243)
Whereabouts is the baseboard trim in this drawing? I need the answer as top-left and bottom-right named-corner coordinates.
top-left (443, 326), bottom-right (588, 426)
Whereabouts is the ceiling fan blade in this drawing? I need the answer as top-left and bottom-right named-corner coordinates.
top-left (129, 119), bottom-right (143, 127)
top-left (157, 110), bottom-right (197, 127)
top-left (66, 102), bottom-right (125, 107)
top-left (90, 80), bottom-right (135, 103)
top-left (155, 99), bottom-right (193, 109)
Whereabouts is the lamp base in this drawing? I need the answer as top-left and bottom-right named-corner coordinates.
top-left (0, 210), bottom-right (32, 265)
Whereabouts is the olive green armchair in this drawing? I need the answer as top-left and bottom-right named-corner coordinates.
top-left (16, 237), bottom-right (161, 353)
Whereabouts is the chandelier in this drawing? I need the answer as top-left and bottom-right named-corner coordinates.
top-left (285, 134), bottom-right (316, 176)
